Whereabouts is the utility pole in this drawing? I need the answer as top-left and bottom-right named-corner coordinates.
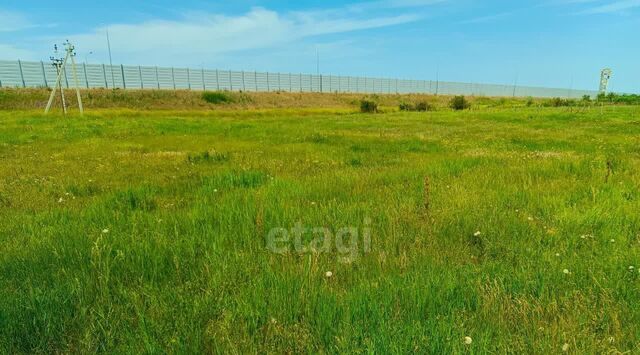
top-left (316, 47), bottom-right (319, 76)
top-left (45, 41), bottom-right (84, 116)
top-left (106, 26), bottom-right (115, 88)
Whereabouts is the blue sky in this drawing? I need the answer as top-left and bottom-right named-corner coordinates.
top-left (1, 0), bottom-right (638, 92)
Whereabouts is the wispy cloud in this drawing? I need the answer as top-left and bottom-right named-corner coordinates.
top-left (0, 43), bottom-right (34, 59)
top-left (65, 4), bottom-right (432, 65)
top-left (0, 10), bottom-right (31, 32)
top-left (578, 0), bottom-right (640, 14)
top-left (458, 11), bottom-right (514, 24)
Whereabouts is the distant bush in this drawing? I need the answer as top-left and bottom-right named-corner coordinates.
top-left (526, 97), bottom-right (534, 107)
top-left (399, 101), bottom-right (413, 111)
top-left (582, 95), bottom-right (592, 103)
top-left (546, 97), bottom-right (577, 107)
top-left (415, 101), bottom-right (434, 112)
top-left (360, 99), bottom-right (378, 113)
top-left (400, 101), bottom-right (434, 112)
top-left (596, 92), bottom-right (640, 105)
top-left (449, 96), bottom-right (470, 110)
top-left (202, 91), bottom-right (233, 104)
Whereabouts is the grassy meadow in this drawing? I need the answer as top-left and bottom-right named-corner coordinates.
top-left (1, 91), bottom-right (639, 353)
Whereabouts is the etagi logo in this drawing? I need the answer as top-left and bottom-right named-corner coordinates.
top-left (266, 219), bottom-right (372, 263)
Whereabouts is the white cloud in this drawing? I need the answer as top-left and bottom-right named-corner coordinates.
top-left (66, 6), bottom-right (424, 65)
top-left (0, 43), bottom-right (35, 59)
top-left (574, 0), bottom-right (640, 13)
top-left (458, 11), bottom-right (514, 24)
top-left (0, 10), bottom-right (31, 32)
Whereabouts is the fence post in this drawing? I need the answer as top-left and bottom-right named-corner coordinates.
top-left (266, 72), bottom-right (270, 91)
top-left (18, 60), bottom-right (26, 88)
top-left (201, 68), bottom-right (205, 90)
top-left (83, 63), bottom-right (89, 88)
top-left (229, 71), bottom-right (233, 91)
top-left (155, 66), bottom-right (160, 89)
top-left (215, 69), bottom-right (219, 90)
top-left (255, 71), bottom-right (258, 91)
top-left (171, 67), bottom-right (176, 90)
top-left (187, 68), bottom-right (191, 90)
top-left (41, 61), bottom-right (48, 88)
top-left (102, 64), bottom-right (108, 88)
top-left (241, 71), bottom-right (246, 91)
top-left (289, 73), bottom-right (292, 92)
top-left (121, 64), bottom-right (126, 89)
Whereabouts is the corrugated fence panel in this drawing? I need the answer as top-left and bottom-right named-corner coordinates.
top-left (0, 59), bottom-right (604, 97)
top-left (172, 68), bottom-right (189, 90)
top-left (0, 60), bottom-right (23, 87)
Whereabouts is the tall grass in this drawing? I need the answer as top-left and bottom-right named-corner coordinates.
top-left (0, 105), bottom-right (639, 353)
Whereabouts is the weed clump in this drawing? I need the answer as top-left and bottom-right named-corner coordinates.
top-left (546, 98), bottom-right (576, 107)
top-left (187, 151), bottom-right (230, 164)
top-left (400, 101), bottom-right (434, 112)
top-left (202, 91), bottom-right (234, 104)
top-left (449, 96), bottom-right (470, 110)
top-left (360, 99), bottom-right (378, 113)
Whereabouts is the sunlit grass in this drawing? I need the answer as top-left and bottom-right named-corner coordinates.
top-left (1, 105), bottom-right (639, 353)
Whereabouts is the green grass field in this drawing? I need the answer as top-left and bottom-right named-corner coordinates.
top-left (1, 99), bottom-right (639, 353)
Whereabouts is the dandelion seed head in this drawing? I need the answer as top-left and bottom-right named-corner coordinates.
top-left (562, 343), bottom-right (569, 352)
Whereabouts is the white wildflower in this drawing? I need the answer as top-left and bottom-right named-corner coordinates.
top-left (325, 271), bottom-right (333, 278)
top-left (562, 343), bottom-right (569, 352)
top-left (102, 229), bottom-right (109, 234)
top-left (474, 231), bottom-right (481, 237)
top-left (464, 336), bottom-right (472, 345)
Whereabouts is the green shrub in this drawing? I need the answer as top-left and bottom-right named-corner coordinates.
top-left (526, 97), bottom-right (534, 107)
top-left (400, 101), bottom-right (433, 112)
top-left (414, 101), bottom-right (433, 112)
top-left (399, 102), bottom-right (414, 111)
top-left (449, 96), bottom-right (470, 110)
top-left (582, 95), bottom-right (591, 103)
top-left (547, 97), bottom-right (577, 107)
top-left (360, 99), bottom-right (378, 113)
top-left (202, 91), bottom-right (233, 104)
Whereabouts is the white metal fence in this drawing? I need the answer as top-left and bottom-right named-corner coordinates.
top-left (0, 59), bottom-right (599, 98)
